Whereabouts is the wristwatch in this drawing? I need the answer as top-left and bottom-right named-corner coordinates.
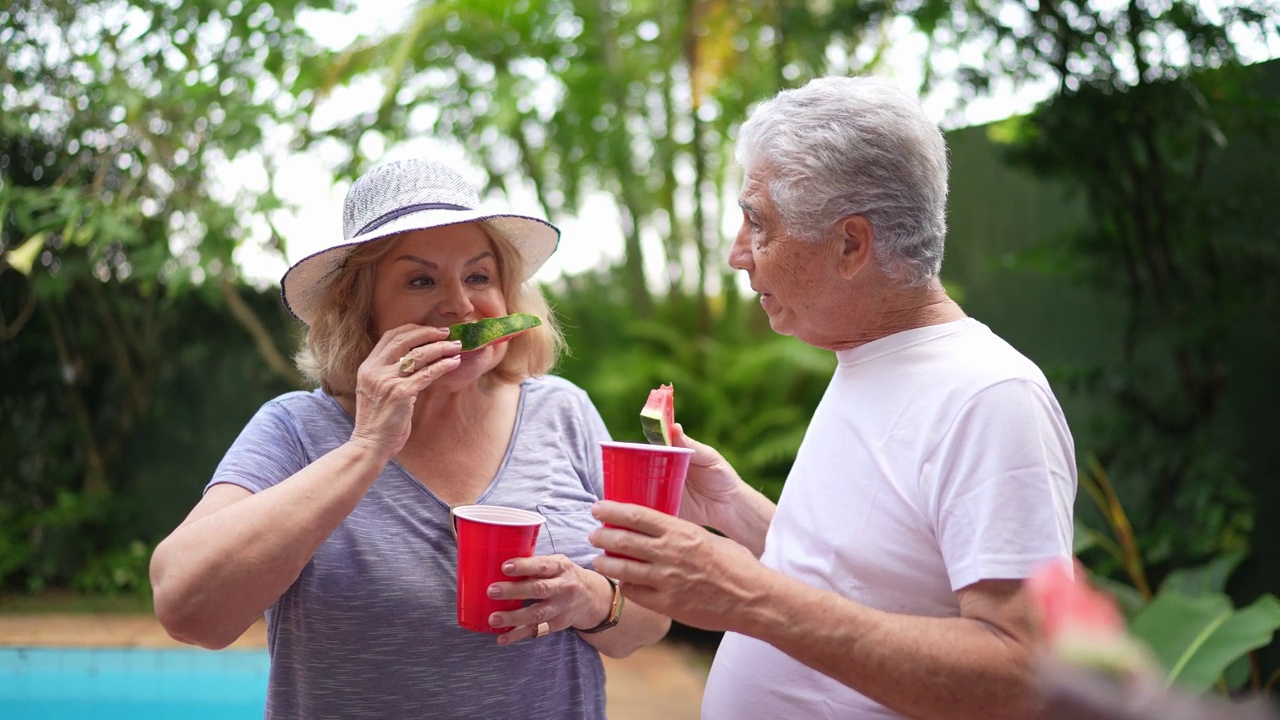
top-left (577, 574), bottom-right (624, 634)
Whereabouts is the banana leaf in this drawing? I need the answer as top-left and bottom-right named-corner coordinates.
top-left (1128, 590), bottom-right (1280, 693)
top-left (1159, 550), bottom-right (1247, 597)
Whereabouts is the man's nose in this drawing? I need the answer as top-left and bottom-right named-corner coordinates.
top-left (727, 228), bottom-right (753, 272)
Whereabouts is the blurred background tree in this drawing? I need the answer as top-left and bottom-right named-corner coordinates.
top-left (961, 0), bottom-right (1280, 581)
top-left (2, 0), bottom-right (1279, 699)
top-left (0, 0), bottom-right (327, 594)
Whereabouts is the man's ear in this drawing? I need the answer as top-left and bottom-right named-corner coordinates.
top-left (836, 215), bottom-right (874, 280)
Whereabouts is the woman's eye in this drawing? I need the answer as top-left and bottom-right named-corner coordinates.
top-left (467, 273), bottom-right (491, 284)
top-left (409, 275), bottom-right (435, 288)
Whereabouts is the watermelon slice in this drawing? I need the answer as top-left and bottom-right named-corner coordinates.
top-left (1026, 560), bottom-right (1152, 678)
top-left (640, 383), bottom-right (675, 445)
top-left (448, 312), bottom-right (541, 352)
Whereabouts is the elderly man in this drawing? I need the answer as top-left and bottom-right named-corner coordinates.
top-left (589, 76), bottom-right (1076, 719)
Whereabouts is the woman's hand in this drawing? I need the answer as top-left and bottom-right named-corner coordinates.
top-left (671, 423), bottom-right (745, 528)
top-left (486, 555), bottom-right (613, 645)
top-left (349, 324), bottom-right (462, 460)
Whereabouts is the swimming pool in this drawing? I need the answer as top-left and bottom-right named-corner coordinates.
top-left (0, 646), bottom-right (269, 719)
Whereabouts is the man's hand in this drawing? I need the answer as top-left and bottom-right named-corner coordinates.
top-left (665, 424), bottom-right (776, 555)
top-left (588, 500), bottom-right (772, 631)
top-left (670, 424), bottom-right (743, 529)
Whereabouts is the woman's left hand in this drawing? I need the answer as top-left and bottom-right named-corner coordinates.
top-left (486, 554), bottom-right (611, 645)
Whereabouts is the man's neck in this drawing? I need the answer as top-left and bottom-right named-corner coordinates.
top-left (827, 278), bottom-right (965, 352)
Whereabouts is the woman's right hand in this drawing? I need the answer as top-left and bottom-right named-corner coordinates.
top-left (349, 324), bottom-right (462, 459)
top-left (671, 423), bottom-right (745, 529)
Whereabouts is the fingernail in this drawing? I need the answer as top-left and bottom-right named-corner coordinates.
top-left (487, 585), bottom-right (500, 598)
top-left (496, 636), bottom-right (508, 646)
top-left (489, 613), bottom-right (502, 626)
top-left (436, 327), bottom-right (450, 333)
top-left (502, 563), bottom-right (515, 574)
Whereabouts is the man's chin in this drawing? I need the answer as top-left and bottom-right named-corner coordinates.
top-left (763, 312), bottom-right (794, 338)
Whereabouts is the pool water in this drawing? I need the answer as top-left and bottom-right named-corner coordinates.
top-left (0, 647), bottom-right (269, 719)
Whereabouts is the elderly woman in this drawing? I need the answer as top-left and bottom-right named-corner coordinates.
top-left (150, 159), bottom-right (670, 718)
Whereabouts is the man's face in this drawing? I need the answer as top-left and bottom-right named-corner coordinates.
top-left (729, 170), bottom-right (839, 340)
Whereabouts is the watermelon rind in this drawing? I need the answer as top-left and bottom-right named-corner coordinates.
top-left (640, 384), bottom-right (674, 445)
top-left (640, 412), bottom-right (668, 445)
top-left (448, 313), bottom-right (541, 351)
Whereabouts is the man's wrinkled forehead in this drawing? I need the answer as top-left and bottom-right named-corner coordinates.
top-left (738, 170), bottom-right (777, 215)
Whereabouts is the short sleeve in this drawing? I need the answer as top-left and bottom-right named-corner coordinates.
top-left (928, 378), bottom-right (1077, 591)
top-left (574, 387), bottom-right (613, 499)
top-left (206, 400), bottom-right (309, 495)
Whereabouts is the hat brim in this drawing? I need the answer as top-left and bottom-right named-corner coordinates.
top-left (281, 208), bottom-right (559, 326)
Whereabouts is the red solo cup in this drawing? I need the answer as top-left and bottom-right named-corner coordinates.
top-left (450, 505), bottom-right (546, 633)
top-left (600, 441), bottom-right (694, 557)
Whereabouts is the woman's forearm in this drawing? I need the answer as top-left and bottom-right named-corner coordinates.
top-left (150, 441), bottom-right (388, 648)
top-left (575, 571), bottom-right (671, 658)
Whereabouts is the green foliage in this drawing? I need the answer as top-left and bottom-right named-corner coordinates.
top-left (990, 4), bottom-right (1280, 571)
top-left (1162, 550), bottom-right (1250, 599)
top-left (73, 540), bottom-right (154, 598)
top-left (0, 265), bottom-right (298, 595)
top-left (1130, 590), bottom-right (1280, 694)
top-left (1077, 456), bottom-right (1280, 695)
top-left (1, 0), bottom-right (318, 594)
top-left (1, 0), bottom-right (333, 277)
top-left (307, 0), bottom-right (918, 321)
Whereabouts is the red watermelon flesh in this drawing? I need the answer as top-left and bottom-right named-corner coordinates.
top-left (1027, 560), bottom-right (1125, 643)
top-left (640, 384), bottom-right (675, 445)
top-left (1026, 559), bottom-right (1151, 677)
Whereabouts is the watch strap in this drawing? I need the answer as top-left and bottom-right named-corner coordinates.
top-left (577, 574), bottom-right (624, 634)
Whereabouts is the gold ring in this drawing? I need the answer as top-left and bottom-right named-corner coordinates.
top-left (398, 355), bottom-right (416, 375)
top-left (534, 621), bottom-right (550, 639)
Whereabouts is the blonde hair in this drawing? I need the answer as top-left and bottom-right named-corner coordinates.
top-left (295, 224), bottom-right (566, 396)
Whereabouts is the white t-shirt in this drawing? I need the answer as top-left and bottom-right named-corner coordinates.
top-left (701, 319), bottom-right (1076, 719)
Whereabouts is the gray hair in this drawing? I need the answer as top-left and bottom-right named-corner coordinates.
top-left (735, 76), bottom-right (949, 286)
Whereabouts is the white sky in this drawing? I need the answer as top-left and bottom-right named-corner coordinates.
top-left (228, 1), bottom-right (1277, 291)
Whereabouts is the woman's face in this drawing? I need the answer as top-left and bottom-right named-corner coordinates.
top-left (369, 223), bottom-right (510, 383)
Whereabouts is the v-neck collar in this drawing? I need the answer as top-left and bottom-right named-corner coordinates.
top-left (319, 379), bottom-right (531, 511)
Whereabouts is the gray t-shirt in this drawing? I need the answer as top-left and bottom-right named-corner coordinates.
top-left (207, 375), bottom-right (611, 719)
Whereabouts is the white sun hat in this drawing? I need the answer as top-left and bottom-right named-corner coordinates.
top-left (280, 158), bottom-right (560, 326)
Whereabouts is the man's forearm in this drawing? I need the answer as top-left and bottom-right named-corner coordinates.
top-left (735, 570), bottom-right (1040, 720)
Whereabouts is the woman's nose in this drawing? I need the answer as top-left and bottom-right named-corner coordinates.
top-left (435, 280), bottom-right (475, 318)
